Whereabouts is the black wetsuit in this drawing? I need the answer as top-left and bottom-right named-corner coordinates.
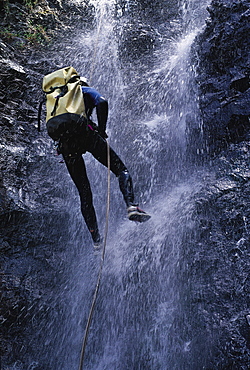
top-left (58, 86), bottom-right (134, 243)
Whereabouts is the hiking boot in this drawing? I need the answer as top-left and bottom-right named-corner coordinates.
top-left (127, 205), bottom-right (151, 223)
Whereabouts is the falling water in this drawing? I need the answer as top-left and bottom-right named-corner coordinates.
top-left (31, 0), bottom-right (212, 368)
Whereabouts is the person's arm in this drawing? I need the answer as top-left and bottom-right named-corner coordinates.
top-left (96, 97), bottom-right (108, 138)
top-left (82, 86), bottom-right (108, 138)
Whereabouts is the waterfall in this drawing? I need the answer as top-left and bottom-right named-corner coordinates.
top-left (32, 0), bottom-right (212, 368)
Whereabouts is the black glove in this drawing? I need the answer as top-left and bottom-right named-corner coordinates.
top-left (99, 130), bottom-right (108, 139)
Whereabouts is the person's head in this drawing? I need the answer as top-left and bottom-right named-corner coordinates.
top-left (80, 77), bottom-right (89, 86)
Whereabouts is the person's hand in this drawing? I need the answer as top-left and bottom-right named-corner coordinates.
top-left (99, 130), bottom-right (108, 139)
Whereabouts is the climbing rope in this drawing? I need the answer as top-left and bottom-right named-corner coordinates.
top-left (78, 141), bottom-right (111, 370)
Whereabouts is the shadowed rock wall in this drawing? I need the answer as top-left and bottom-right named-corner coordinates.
top-left (195, 0), bottom-right (250, 156)
top-left (180, 0), bottom-right (250, 366)
top-left (0, 1), bottom-right (92, 368)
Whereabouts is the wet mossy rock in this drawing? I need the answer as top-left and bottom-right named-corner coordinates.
top-left (0, 0), bottom-right (94, 48)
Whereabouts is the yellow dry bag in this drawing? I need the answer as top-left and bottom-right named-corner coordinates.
top-left (42, 66), bottom-right (86, 122)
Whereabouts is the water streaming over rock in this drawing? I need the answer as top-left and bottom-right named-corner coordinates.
top-left (32, 0), bottom-right (212, 368)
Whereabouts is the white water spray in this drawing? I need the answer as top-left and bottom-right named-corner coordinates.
top-left (32, 1), bottom-right (212, 368)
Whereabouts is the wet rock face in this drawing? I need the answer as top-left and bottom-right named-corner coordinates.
top-left (181, 1), bottom-right (250, 366)
top-left (115, 0), bottom-right (181, 62)
top-left (1, 209), bottom-right (73, 368)
top-left (0, 44), bottom-right (69, 367)
top-left (0, 2), bottom-right (92, 367)
top-left (195, 0), bottom-right (250, 156)
top-left (183, 142), bottom-right (250, 368)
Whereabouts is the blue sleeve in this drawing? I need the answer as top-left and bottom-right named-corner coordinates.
top-left (81, 86), bottom-right (103, 107)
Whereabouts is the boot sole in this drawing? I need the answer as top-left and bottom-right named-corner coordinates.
top-left (128, 212), bottom-right (151, 223)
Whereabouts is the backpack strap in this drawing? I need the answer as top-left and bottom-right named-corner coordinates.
top-left (50, 85), bottom-right (68, 117)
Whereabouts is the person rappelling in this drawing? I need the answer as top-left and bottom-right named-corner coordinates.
top-left (40, 66), bottom-right (151, 247)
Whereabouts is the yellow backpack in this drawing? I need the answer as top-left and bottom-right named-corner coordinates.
top-left (38, 66), bottom-right (88, 140)
top-left (42, 66), bottom-right (86, 122)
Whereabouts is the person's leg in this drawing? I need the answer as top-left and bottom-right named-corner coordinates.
top-left (87, 133), bottom-right (135, 206)
top-left (86, 132), bottom-right (150, 222)
top-left (117, 170), bottom-right (134, 207)
top-left (62, 152), bottom-right (100, 243)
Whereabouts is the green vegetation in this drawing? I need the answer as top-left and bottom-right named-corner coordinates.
top-left (0, 23), bottom-right (50, 47)
top-left (0, 0), bottom-right (51, 47)
top-left (0, 26), bottom-right (15, 40)
top-left (24, 0), bottom-right (38, 11)
top-left (25, 21), bottom-right (50, 44)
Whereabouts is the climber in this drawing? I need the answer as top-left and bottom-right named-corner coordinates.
top-left (42, 67), bottom-right (151, 246)
top-left (52, 75), bottom-right (151, 246)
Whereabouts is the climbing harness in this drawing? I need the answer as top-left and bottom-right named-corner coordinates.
top-left (78, 141), bottom-right (111, 370)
